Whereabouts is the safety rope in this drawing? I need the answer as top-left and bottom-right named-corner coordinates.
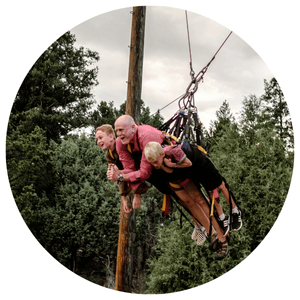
top-left (193, 31), bottom-right (232, 86)
top-left (155, 30), bottom-right (233, 117)
top-left (154, 93), bottom-right (186, 115)
top-left (149, 30), bottom-right (232, 122)
top-left (156, 17), bottom-right (235, 236)
top-left (185, 10), bottom-right (195, 80)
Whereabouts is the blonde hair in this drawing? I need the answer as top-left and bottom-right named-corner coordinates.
top-left (95, 124), bottom-right (115, 138)
top-left (144, 142), bottom-right (163, 162)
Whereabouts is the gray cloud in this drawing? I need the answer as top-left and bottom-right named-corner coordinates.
top-left (71, 6), bottom-right (274, 127)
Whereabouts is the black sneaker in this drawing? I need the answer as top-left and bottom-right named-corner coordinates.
top-left (218, 215), bottom-right (230, 236)
top-left (231, 207), bottom-right (242, 231)
top-left (215, 237), bottom-right (229, 260)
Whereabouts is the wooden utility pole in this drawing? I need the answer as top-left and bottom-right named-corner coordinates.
top-left (114, 6), bottom-right (146, 292)
top-left (125, 6), bottom-right (146, 123)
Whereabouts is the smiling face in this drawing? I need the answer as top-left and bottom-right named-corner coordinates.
top-left (95, 130), bottom-right (115, 150)
top-left (114, 116), bottom-right (136, 145)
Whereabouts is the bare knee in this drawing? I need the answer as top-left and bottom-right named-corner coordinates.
top-left (189, 193), bottom-right (206, 206)
top-left (175, 191), bottom-right (193, 207)
top-left (218, 181), bottom-right (226, 192)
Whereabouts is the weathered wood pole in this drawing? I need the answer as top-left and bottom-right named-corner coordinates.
top-left (114, 6), bottom-right (146, 292)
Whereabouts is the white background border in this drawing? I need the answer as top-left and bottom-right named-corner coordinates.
top-left (1, 1), bottom-right (299, 299)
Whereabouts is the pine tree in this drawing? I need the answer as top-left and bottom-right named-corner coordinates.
top-left (144, 80), bottom-right (294, 293)
top-left (90, 99), bottom-right (164, 133)
top-left (37, 136), bottom-right (121, 277)
top-left (6, 31), bottom-right (100, 230)
top-left (9, 31), bottom-right (99, 143)
top-left (207, 100), bottom-right (235, 151)
top-left (261, 77), bottom-right (293, 149)
top-left (239, 94), bottom-right (263, 146)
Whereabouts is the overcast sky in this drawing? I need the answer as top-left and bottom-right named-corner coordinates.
top-left (71, 6), bottom-right (274, 128)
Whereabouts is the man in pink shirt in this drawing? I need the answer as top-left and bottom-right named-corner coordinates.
top-left (107, 115), bottom-right (172, 212)
top-left (107, 115), bottom-right (229, 257)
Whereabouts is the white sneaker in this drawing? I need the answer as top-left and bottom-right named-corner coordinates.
top-left (191, 225), bottom-right (207, 246)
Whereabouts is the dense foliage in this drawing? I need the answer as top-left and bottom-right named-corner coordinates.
top-left (90, 98), bottom-right (164, 133)
top-left (37, 136), bottom-right (121, 277)
top-left (144, 79), bottom-right (293, 293)
top-left (7, 31), bottom-right (99, 205)
top-left (5, 29), bottom-right (293, 293)
top-left (11, 31), bottom-right (99, 143)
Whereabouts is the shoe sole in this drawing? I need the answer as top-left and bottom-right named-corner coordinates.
top-left (218, 216), bottom-right (230, 237)
top-left (223, 225), bottom-right (230, 236)
top-left (215, 248), bottom-right (229, 260)
top-left (231, 220), bottom-right (243, 231)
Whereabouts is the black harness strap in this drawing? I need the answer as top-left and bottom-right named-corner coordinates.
top-left (222, 176), bottom-right (240, 229)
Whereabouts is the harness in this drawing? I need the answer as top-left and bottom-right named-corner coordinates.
top-left (126, 127), bottom-right (141, 153)
top-left (108, 149), bottom-right (115, 159)
top-left (108, 148), bottom-right (123, 170)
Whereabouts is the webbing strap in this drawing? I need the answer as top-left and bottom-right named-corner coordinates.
top-left (169, 182), bottom-right (181, 189)
top-left (162, 194), bottom-right (171, 216)
top-left (169, 178), bottom-right (190, 189)
top-left (108, 149), bottom-right (115, 159)
top-left (162, 194), bottom-right (167, 211)
top-left (209, 192), bottom-right (215, 217)
top-left (222, 176), bottom-right (239, 230)
top-left (197, 145), bottom-right (208, 155)
top-left (127, 144), bottom-right (132, 153)
top-left (208, 191), bottom-right (215, 237)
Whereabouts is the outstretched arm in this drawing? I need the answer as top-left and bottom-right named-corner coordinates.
top-left (115, 137), bottom-right (153, 183)
top-left (107, 164), bottom-right (130, 182)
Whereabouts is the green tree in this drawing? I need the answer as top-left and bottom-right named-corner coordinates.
top-left (239, 94), bottom-right (264, 146)
top-left (90, 101), bottom-right (120, 129)
top-left (6, 120), bottom-right (56, 230)
top-left (9, 31), bottom-right (99, 143)
top-left (238, 128), bottom-right (291, 250)
top-left (207, 100), bottom-right (235, 151)
top-left (145, 209), bottom-right (251, 294)
top-left (261, 77), bottom-right (293, 148)
top-left (139, 101), bottom-right (164, 128)
top-left (6, 31), bottom-right (99, 229)
top-left (90, 99), bottom-right (164, 132)
top-left (37, 135), bottom-right (121, 277)
top-left (144, 80), bottom-right (294, 293)
top-left (145, 121), bottom-right (292, 294)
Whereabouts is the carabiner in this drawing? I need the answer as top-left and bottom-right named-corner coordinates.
top-left (186, 79), bottom-right (198, 96)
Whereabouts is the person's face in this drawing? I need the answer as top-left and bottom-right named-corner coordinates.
top-left (115, 122), bottom-right (135, 145)
top-left (149, 152), bottom-right (165, 169)
top-left (95, 130), bottom-right (114, 150)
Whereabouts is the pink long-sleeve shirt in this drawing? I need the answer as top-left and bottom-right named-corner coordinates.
top-left (116, 125), bottom-right (165, 190)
